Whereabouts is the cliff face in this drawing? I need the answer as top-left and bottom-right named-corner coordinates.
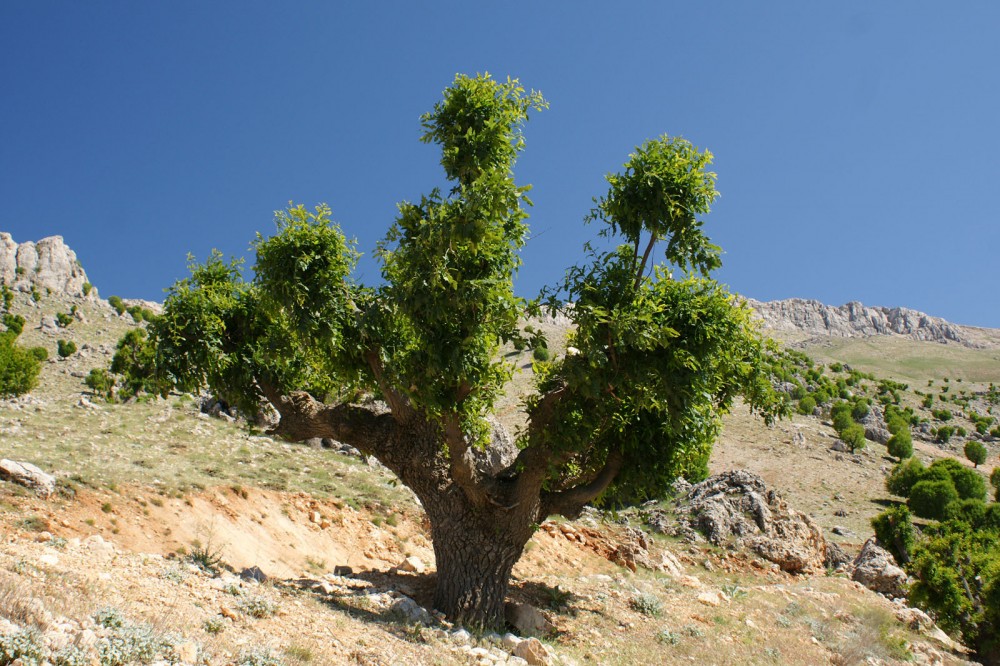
top-left (0, 233), bottom-right (95, 299)
top-left (746, 298), bottom-right (976, 347)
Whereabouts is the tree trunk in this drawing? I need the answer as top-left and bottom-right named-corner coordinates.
top-left (422, 491), bottom-right (536, 629)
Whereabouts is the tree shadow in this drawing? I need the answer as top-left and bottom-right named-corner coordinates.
top-left (509, 579), bottom-right (589, 619)
top-left (870, 498), bottom-right (904, 509)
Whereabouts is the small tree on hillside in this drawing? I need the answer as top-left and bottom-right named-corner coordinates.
top-left (965, 441), bottom-right (988, 468)
top-left (119, 74), bottom-right (782, 627)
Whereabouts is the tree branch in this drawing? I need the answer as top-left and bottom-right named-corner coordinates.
top-left (442, 414), bottom-right (499, 508)
top-left (364, 349), bottom-right (414, 422)
top-left (634, 232), bottom-right (659, 290)
top-left (539, 449), bottom-right (624, 519)
top-left (258, 380), bottom-right (396, 457)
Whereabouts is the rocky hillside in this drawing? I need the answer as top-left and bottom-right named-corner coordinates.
top-left (0, 233), bottom-right (95, 299)
top-left (746, 298), bottom-right (996, 349)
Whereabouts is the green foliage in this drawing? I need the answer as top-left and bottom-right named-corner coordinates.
top-left (0, 330), bottom-right (42, 397)
top-left (532, 344), bottom-right (550, 362)
top-left (56, 312), bottom-right (73, 327)
top-left (796, 395), bottom-right (816, 415)
top-left (108, 295), bottom-right (126, 315)
top-left (871, 505), bottom-right (914, 564)
top-left (85, 368), bottom-right (115, 401)
top-left (82, 281), bottom-right (93, 296)
top-left (828, 362), bottom-right (843, 373)
top-left (839, 422), bottom-right (866, 452)
top-left (991, 467), bottom-right (1000, 496)
top-left (1, 284), bottom-right (13, 310)
top-left (887, 458), bottom-right (927, 497)
top-left (935, 425), bottom-right (954, 444)
top-left (109, 328), bottom-right (171, 399)
top-left (886, 429), bottom-right (913, 461)
top-left (908, 479), bottom-right (959, 520)
top-left (851, 398), bottom-right (871, 421)
top-left (922, 394), bottom-right (934, 409)
top-left (28, 346), bottom-right (47, 362)
top-left (965, 440), bottom-right (988, 468)
top-left (0, 629), bottom-right (44, 664)
top-left (932, 408), bottom-right (953, 421)
top-left (3, 313), bottom-right (24, 335)
top-left (56, 339), bottom-right (76, 358)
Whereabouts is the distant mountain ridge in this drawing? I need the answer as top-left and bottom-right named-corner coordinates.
top-left (746, 298), bottom-right (996, 348)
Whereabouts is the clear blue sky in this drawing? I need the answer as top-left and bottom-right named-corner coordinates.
top-left (3, 3), bottom-right (999, 326)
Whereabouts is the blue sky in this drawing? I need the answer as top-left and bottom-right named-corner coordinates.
top-left (2, 3), bottom-right (999, 326)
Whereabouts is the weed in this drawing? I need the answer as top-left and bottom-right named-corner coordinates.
top-left (0, 629), bottom-right (44, 664)
top-left (94, 606), bottom-right (126, 629)
top-left (657, 629), bottom-right (680, 645)
top-left (236, 646), bottom-right (284, 665)
top-left (629, 592), bottom-right (662, 617)
top-left (305, 557), bottom-right (326, 574)
top-left (681, 624), bottom-right (705, 638)
top-left (101, 502), bottom-right (113, 513)
top-left (15, 515), bottom-right (49, 532)
top-left (721, 583), bottom-right (747, 600)
top-left (237, 595), bottom-right (278, 619)
top-left (204, 616), bottom-right (227, 634)
top-left (285, 644), bottom-right (314, 662)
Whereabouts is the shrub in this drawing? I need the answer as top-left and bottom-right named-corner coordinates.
top-left (829, 362), bottom-right (843, 373)
top-left (832, 411), bottom-right (854, 433)
top-left (908, 480), bottom-right (959, 520)
top-left (871, 505), bottom-right (914, 564)
top-left (29, 346), bottom-right (47, 362)
top-left (85, 368), bottom-right (115, 401)
top-left (0, 332), bottom-right (42, 397)
top-left (532, 345), bottom-right (550, 362)
top-left (935, 426), bottom-right (954, 444)
top-left (57, 339), bottom-right (77, 358)
top-left (926, 458), bottom-right (987, 501)
top-left (992, 426), bottom-right (1000, 439)
top-left (851, 399), bottom-right (871, 421)
top-left (887, 458), bottom-right (927, 497)
top-left (991, 467), bottom-right (1000, 500)
top-left (790, 384), bottom-right (807, 400)
top-left (82, 282), bottom-right (93, 296)
top-left (108, 295), bottom-right (126, 315)
top-left (964, 441), bottom-right (988, 468)
top-left (56, 312), bottom-right (73, 327)
top-left (629, 592), bottom-right (662, 616)
top-left (127, 305), bottom-right (146, 323)
top-left (932, 408), bottom-right (953, 422)
top-left (237, 595), bottom-right (278, 619)
top-left (886, 430), bottom-right (913, 461)
top-left (840, 422), bottom-right (866, 452)
top-left (922, 394), bottom-right (934, 409)
top-left (797, 395), bottom-right (816, 415)
top-left (0, 629), bottom-right (44, 664)
top-left (2, 313), bottom-right (24, 335)
top-left (943, 498), bottom-right (989, 529)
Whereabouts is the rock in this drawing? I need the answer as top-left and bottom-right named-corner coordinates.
top-left (397, 556), bottom-right (425, 574)
top-left (472, 415), bottom-right (519, 476)
top-left (608, 527), bottom-right (656, 572)
top-left (852, 538), bottom-right (908, 598)
top-left (333, 565), bottom-right (353, 576)
top-left (174, 640), bottom-right (199, 663)
top-left (672, 470), bottom-right (827, 574)
top-left (831, 526), bottom-right (853, 537)
top-left (0, 234), bottom-right (94, 298)
top-left (390, 596), bottom-right (432, 625)
top-left (501, 633), bottom-right (522, 650)
top-left (512, 637), bottom-right (551, 666)
top-left (505, 602), bottom-right (555, 637)
top-left (659, 549), bottom-right (684, 577)
top-left (830, 439), bottom-right (852, 453)
top-left (451, 628), bottom-right (472, 643)
top-left (860, 403), bottom-right (891, 444)
top-left (824, 542), bottom-right (852, 570)
top-left (746, 298), bottom-right (975, 348)
top-left (893, 605), bottom-right (933, 631)
top-left (697, 590), bottom-right (724, 607)
top-left (240, 566), bottom-right (267, 583)
top-left (0, 459), bottom-right (57, 497)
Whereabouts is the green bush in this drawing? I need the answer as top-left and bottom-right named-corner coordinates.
top-left (851, 398), bottom-right (871, 421)
top-left (0, 333), bottom-right (42, 397)
top-left (57, 339), bottom-right (77, 358)
top-left (85, 368), bottom-right (115, 402)
top-left (108, 295), bottom-right (126, 315)
top-left (943, 498), bottom-right (989, 529)
top-left (965, 441), bottom-right (988, 468)
top-left (935, 425), bottom-right (954, 443)
top-left (29, 346), bottom-right (47, 362)
top-left (832, 411), bottom-right (854, 433)
top-left (908, 479), bottom-right (959, 520)
top-left (840, 422), bottom-right (866, 452)
top-left (82, 281), bottom-right (93, 296)
top-left (922, 394), bottom-right (934, 409)
top-left (797, 395), bottom-right (816, 415)
top-left (991, 468), bottom-right (1000, 500)
top-left (886, 458), bottom-right (927, 497)
top-left (2, 313), bottom-right (24, 335)
top-left (532, 345), bottom-right (550, 362)
top-left (790, 384), bottom-right (807, 400)
top-left (886, 430), bottom-right (913, 461)
top-left (871, 505), bottom-right (914, 564)
top-left (932, 408), bottom-right (953, 421)
top-left (56, 312), bottom-right (73, 327)
top-left (925, 458), bottom-right (987, 501)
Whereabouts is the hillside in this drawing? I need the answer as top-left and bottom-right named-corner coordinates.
top-left (0, 238), bottom-right (995, 665)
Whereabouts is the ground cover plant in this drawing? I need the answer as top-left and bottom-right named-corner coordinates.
top-left (95, 73), bottom-right (782, 627)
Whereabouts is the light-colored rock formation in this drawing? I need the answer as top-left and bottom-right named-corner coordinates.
top-left (0, 233), bottom-right (96, 298)
top-left (746, 298), bottom-right (977, 347)
top-left (852, 537), bottom-right (909, 599)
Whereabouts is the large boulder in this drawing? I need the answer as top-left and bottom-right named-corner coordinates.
top-left (852, 537), bottom-right (908, 599)
top-left (0, 459), bottom-right (57, 497)
top-left (472, 415), bottom-right (518, 476)
top-left (670, 470), bottom-right (827, 574)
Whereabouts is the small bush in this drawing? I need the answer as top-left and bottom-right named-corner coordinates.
top-left (935, 425), bottom-right (954, 444)
top-left (85, 368), bottom-right (115, 401)
top-left (964, 441), bottom-right (988, 468)
top-left (237, 595), bottom-right (277, 619)
top-left (57, 339), bottom-right (77, 358)
top-left (886, 430), bottom-right (913, 461)
top-left (82, 282), bottom-right (93, 296)
top-left (629, 592), bottom-right (662, 616)
top-left (871, 505), bottom-right (914, 564)
top-left (0, 333), bottom-right (42, 397)
top-left (932, 408), bottom-right (953, 422)
top-left (797, 395), bottom-right (816, 415)
top-left (840, 422), bottom-right (866, 452)
top-left (532, 345), bottom-right (550, 362)
top-left (236, 647), bottom-right (284, 666)
top-left (851, 399), bottom-right (871, 421)
top-left (56, 312), bottom-right (73, 327)
top-left (908, 479), bottom-right (959, 520)
top-left (108, 295), bottom-right (126, 315)
top-left (28, 346), bottom-right (47, 362)
top-left (2, 313), bottom-right (24, 335)
top-left (0, 629), bottom-right (44, 664)
top-left (94, 606), bottom-right (127, 629)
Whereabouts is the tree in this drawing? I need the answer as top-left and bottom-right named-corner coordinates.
top-left (129, 74), bottom-right (782, 627)
top-left (886, 429), bottom-right (913, 461)
top-left (965, 440), bottom-right (988, 468)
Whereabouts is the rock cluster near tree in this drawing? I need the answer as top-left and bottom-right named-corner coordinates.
top-left (746, 297), bottom-right (978, 347)
top-left (0, 233), bottom-right (95, 298)
top-left (659, 470), bottom-right (828, 574)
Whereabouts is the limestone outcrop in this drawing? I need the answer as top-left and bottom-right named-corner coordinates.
top-left (746, 298), bottom-right (976, 347)
top-left (0, 233), bottom-right (95, 298)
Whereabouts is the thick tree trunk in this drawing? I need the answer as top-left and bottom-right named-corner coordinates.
top-left (421, 489), bottom-right (536, 628)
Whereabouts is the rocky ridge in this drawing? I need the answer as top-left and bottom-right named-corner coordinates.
top-left (0, 233), bottom-right (95, 299)
top-left (746, 298), bottom-right (983, 348)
